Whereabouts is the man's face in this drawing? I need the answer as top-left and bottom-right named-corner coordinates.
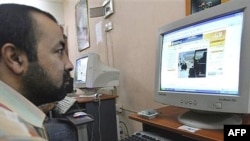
top-left (21, 13), bottom-right (73, 106)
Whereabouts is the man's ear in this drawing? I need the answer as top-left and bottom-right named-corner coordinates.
top-left (1, 43), bottom-right (25, 74)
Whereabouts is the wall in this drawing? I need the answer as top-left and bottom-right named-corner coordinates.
top-left (0, 0), bottom-right (64, 24)
top-left (64, 0), bottom-right (186, 135)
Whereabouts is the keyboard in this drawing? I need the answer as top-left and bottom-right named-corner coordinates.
top-left (54, 96), bottom-right (76, 114)
top-left (120, 131), bottom-right (172, 141)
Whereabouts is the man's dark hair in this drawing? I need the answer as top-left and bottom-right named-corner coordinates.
top-left (0, 4), bottom-right (58, 61)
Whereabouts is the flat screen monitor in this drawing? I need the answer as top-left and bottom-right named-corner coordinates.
top-left (155, 0), bottom-right (250, 129)
top-left (74, 53), bottom-right (120, 94)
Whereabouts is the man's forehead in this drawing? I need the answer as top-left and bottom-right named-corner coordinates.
top-left (32, 12), bottom-right (63, 43)
top-left (31, 12), bottom-right (58, 30)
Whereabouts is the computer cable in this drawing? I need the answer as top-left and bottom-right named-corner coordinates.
top-left (119, 120), bottom-right (129, 139)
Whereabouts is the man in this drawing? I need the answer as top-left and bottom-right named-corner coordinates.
top-left (0, 3), bottom-right (73, 140)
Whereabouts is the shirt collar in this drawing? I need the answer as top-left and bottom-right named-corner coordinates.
top-left (0, 81), bottom-right (46, 128)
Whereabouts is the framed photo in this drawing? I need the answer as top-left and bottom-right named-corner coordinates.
top-left (186, 0), bottom-right (229, 16)
top-left (103, 0), bottom-right (114, 18)
top-left (75, 0), bottom-right (90, 51)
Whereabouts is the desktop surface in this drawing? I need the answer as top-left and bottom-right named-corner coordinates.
top-left (129, 106), bottom-right (231, 141)
top-left (130, 106), bottom-right (250, 141)
top-left (75, 94), bottom-right (118, 103)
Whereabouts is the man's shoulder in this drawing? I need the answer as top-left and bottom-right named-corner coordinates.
top-left (0, 104), bottom-right (47, 141)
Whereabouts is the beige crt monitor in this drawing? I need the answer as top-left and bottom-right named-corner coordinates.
top-left (74, 53), bottom-right (120, 95)
top-left (155, 0), bottom-right (250, 129)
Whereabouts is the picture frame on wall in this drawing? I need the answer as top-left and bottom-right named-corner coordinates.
top-left (75, 0), bottom-right (90, 51)
top-left (185, 0), bottom-right (229, 16)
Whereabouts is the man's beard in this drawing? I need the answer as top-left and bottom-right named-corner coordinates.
top-left (21, 62), bottom-right (70, 106)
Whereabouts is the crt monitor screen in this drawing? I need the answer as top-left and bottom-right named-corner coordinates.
top-left (75, 56), bottom-right (88, 84)
top-left (160, 12), bottom-right (242, 96)
top-left (155, 0), bottom-right (250, 129)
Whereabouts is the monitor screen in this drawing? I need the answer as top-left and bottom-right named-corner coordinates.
top-left (155, 0), bottom-right (250, 129)
top-left (160, 12), bottom-right (242, 96)
top-left (75, 56), bottom-right (88, 84)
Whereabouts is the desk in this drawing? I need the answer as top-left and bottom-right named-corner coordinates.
top-left (75, 94), bottom-right (118, 141)
top-left (129, 106), bottom-right (250, 141)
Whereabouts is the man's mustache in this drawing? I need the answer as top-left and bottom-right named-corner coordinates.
top-left (63, 71), bottom-right (72, 84)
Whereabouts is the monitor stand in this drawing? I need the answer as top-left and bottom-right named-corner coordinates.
top-left (178, 110), bottom-right (242, 129)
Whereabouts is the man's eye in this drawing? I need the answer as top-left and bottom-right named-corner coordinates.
top-left (57, 49), bottom-right (64, 54)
